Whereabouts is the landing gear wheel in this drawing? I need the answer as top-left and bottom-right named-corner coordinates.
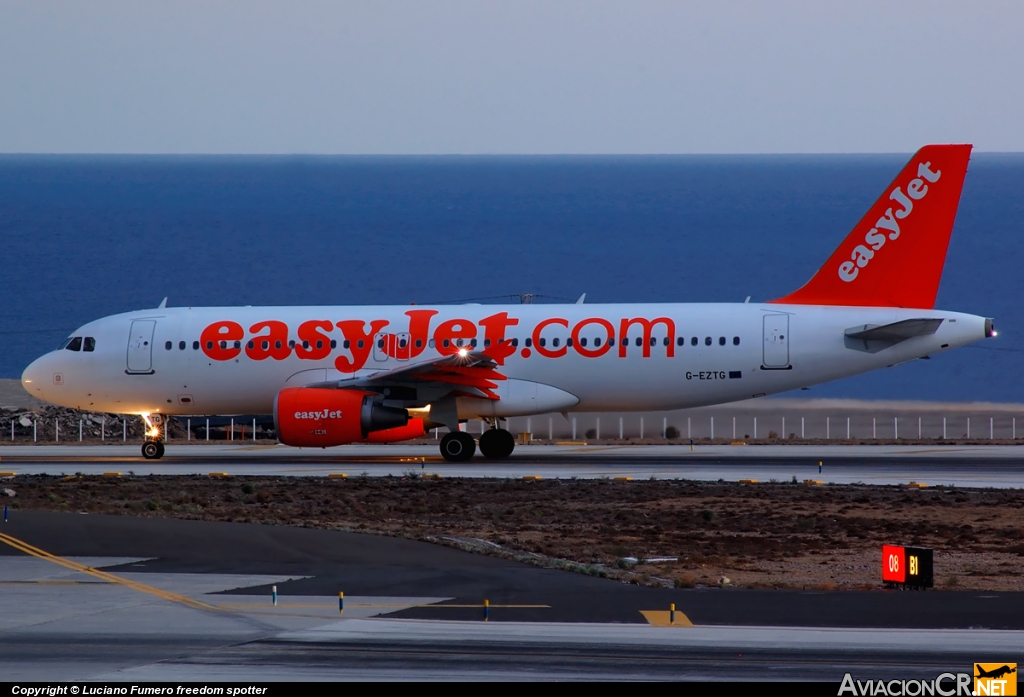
top-left (142, 441), bottom-right (165, 460)
top-left (440, 431), bottom-right (476, 462)
top-left (478, 428), bottom-right (515, 459)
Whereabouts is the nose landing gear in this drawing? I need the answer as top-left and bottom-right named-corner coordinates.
top-left (142, 440), bottom-right (165, 460)
top-left (140, 413), bottom-right (166, 460)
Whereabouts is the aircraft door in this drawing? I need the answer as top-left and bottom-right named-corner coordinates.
top-left (127, 320), bottom-right (156, 373)
top-left (762, 314), bottom-right (791, 369)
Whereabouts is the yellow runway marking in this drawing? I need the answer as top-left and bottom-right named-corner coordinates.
top-left (640, 610), bottom-right (694, 627)
top-left (0, 532), bottom-right (221, 613)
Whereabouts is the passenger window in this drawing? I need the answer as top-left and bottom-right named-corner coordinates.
top-left (247, 340), bottom-right (254, 350)
top-left (443, 339), bottom-right (450, 348)
top-left (207, 341), bottom-right (214, 350)
top-left (733, 336), bottom-right (740, 346)
top-left (220, 341), bottom-right (227, 349)
top-left (193, 341), bottom-right (200, 350)
top-left (470, 339), bottom-right (477, 348)
top-left (484, 339), bottom-right (491, 348)
top-left (304, 340), bottom-right (311, 349)
top-left (719, 336), bottom-right (726, 346)
top-left (595, 337), bottom-right (602, 347)
top-left (357, 340), bottom-right (364, 349)
top-left (416, 339), bottom-right (423, 348)
top-left (691, 337), bottom-right (698, 346)
top-left (176, 341), bottom-right (184, 350)
top-left (539, 338), bottom-right (546, 347)
top-left (608, 337), bottom-right (615, 347)
top-left (344, 340), bottom-right (351, 349)
top-left (316, 340), bottom-right (323, 349)
top-left (511, 338), bottom-right (519, 347)
top-left (663, 337), bottom-right (669, 346)
top-left (566, 338), bottom-right (573, 347)
top-left (234, 340), bottom-right (241, 350)
top-left (705, 337), bottom-right (712, 346)
top-left (289, 340), bottom-right (296, 349)
top-left (552, 338), bottom-right (560, 347)
top-left (262, 340), bottom-right (270, 350)
top-left (525, 338), bottom-right (532, 347)
top-left (456, 339), bottom-right (463, 348)
top-left (649, 337), bottom-right (655, 347)
top-left (275, 340), bottom-right (282, 350)
top-left (580, 337), bottom-right (588, 347)
top-left (399, 339), bottom-right (407, 348)
top-left (635, 337), bottom-right (642, 347)
top-left (677, 337), bottom-right (684, 346)
top-left (165, 341), bottom-right (172, 350)
top-left (330, 340), bottom-right (337, 349)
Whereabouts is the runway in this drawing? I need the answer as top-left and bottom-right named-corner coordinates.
top-left (1, 511), bottom-right (1021, 681)
top-left (3, 443), bottom-right (1024, 487)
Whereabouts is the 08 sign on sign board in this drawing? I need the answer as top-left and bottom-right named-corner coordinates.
top-left (881, 545), bottom-right (934, 588)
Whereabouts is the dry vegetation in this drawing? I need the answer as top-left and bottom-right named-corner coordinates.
top-left (5, 474), bottom-right (1024, 590)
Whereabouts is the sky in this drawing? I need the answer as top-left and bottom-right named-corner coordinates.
top-left (1, 1), bottom-right (1022, 154)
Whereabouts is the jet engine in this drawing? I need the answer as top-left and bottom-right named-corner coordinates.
top-left (364, 418), bottom-right (426, 443)
top-left (274, 387), bottom-right (409, 447)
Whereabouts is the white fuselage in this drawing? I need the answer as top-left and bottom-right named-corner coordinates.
top-left (21, 303), bottom-right (988, 419)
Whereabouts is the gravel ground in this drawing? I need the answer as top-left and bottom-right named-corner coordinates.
top-left (2, 475), bottom-right (1021, 591)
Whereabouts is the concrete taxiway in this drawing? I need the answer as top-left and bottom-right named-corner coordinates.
top-left (2, 442), bottom-right (1024, 487)
top-left (1, 511), bottom-right (1021, 680)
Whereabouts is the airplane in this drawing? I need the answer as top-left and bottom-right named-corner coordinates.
top-left (21, 144), bottom-right (994, 462)
top-left (976, 665), bottom-right (1016, 680)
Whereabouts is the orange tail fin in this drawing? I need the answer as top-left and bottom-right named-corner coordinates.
top-left (771, 144), bottom-right (972, 308)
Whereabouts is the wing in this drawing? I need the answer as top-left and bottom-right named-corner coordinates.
top-left (303, 341), bottom-right (514, 402)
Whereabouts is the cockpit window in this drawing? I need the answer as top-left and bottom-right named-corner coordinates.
top-left (83, 337), bottom-right (96, 352)
top-left (65, 337), bottom-right (83, 352)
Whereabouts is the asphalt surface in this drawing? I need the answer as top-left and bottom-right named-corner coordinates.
top-left (3, 507), bottom-right (1023, 679)
top-left (4, 443), bottom-right (1024, 487)
top-left (2, 510), bottom-right (1023, 628)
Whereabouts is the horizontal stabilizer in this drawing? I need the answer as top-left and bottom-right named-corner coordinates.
top-left (845, 318), bottom-right (943, 345)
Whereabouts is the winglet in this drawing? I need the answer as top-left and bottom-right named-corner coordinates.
top-left (771, 144), bottom-right (972, 309)
top-left (157, 297), bottom-right (168, 309)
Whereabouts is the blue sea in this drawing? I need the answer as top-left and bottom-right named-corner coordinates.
top-left (2, 154), bottom-right (1023, 402)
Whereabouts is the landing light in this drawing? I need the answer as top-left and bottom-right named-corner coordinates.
top-left (458, 348), bottom-right (469, 357)
top-left (140, 413), bottom-right (160, 439)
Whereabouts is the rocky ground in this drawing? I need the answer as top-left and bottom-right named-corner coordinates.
top-left (3, 475), bottom-right (1022, 591)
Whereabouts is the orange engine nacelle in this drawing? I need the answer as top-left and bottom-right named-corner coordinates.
top-left (364, 418), bottom-right (426, 443)
top-left (274, 387), bottom-right (410, 447)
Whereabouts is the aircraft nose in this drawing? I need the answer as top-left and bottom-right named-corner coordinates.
top-left (21, 354), bottom-right (49, 399)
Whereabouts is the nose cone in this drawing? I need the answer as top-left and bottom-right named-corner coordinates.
top-left (21, 354), bottom-right (51, 401)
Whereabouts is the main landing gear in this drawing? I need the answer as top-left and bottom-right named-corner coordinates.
top-left (439, 424), bottom-right (516, 462)
top-left (479, 427), bottom-right (515, 460)
top-left (141, 413), bottom-right (165, 460)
